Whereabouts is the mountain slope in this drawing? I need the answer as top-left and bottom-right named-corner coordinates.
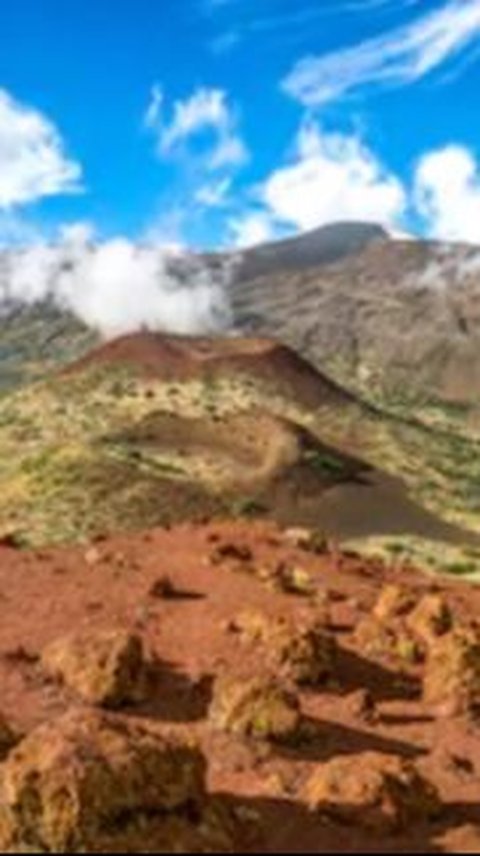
top-left (232, 238), bottom-right (480, 411)
top-left (0, 330), bottom-right (468, 549)
top-left (0, 302), bottom-right (95, 393)
top-left (3, 224), bottom-right (480, 416)
top-left (2, 227), bottom-right (480, 549)
top-left (0, 222), bottom-right (388, 390)
top-left (232, 221), bottom-right (389, 282)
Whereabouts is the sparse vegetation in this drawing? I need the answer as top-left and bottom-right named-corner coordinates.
top-left (303, 449), bottom-right (347, 476)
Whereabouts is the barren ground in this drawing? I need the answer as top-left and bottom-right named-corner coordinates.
top-left (1, 519), bottom-right (480, 851)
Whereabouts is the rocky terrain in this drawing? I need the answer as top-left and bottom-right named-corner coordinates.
top-left (1, 223), bottom-right (480, 851)
top-left (0, 519), bottom-right (480, 851)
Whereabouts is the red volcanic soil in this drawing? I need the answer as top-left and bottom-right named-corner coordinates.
top-left (64, 331), bottom-right (356, 407)
top-left (1, 520), bottom-right (480, 851)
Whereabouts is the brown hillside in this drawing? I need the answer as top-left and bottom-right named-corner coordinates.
top-left (64, 330), bottom-right (357, 409)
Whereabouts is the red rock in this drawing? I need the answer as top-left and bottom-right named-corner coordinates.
top-left (304, 752), bottom-right (441, 833)
top-left (209, 674), bottom-right (301, 742)
top-left (42, 629), bottom-right (147, 708)
top-left (0, 708), bottom-right (207, 853)
top-left (424, 629), bottom-right (480, 718)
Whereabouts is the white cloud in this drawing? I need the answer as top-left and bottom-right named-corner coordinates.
top-left (144, 85), bottom-right (248, 171)
top-left (1, 228), bottom-right (233, 337)
top-left (283, 0), bottom-right (480, 106)
top-left (229, 212), bottom-right (276, 248)
top-left (238, 122), bottom-right (406, 237)
top-left (0, 89), bottom-right (82, 209)
top-left (414, 144), bottom-right (480, 244)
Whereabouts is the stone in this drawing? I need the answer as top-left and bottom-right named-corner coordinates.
top-left (209, 674), bottom-right (301, 742)
top-left (423, 629), bottom-right (480, 718)
top-left (304, 752), bottom-right (440, 833)
top-left (233, 611), bottom-right (337, 686)
top-left (42, 629), bottom-right (147, 709)
top-left (407, 594), bottom-right (453, 644)
top-left (0, 708), bottom-right (207, 853)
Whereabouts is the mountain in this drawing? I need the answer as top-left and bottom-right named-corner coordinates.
top-left (0, 221), bottom-right (388, 392)
top-left (232, 221), bottom-right (389, 282)
top-left (2, 226), bottom-right (480, 552)
top-left (0, 301), bottom-right (95, 392)
top-left (231, 236), bottom-right (480, 413)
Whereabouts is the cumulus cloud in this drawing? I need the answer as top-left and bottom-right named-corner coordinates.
top-left (283, 0), bottom-right (480, 106)
top-left (414, 145), bottom-right (480, 244)
top-left (0, 89), bottom-right (82, 209)
top-left (0, 227), bottom-right (233, 337)
top-left (229, 212), bottom-right (276, 248)
top-left (231, 122), bottom-right (406, 244)
top-left (144, 85), bottom-right (248, 171)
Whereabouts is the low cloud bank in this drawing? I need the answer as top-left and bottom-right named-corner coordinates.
top-left (0, 228), bottom-right (234, 338)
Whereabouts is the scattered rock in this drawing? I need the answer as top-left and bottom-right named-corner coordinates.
top-left (283, 528), bottom-right (328, 554)
top-left (149, 575), bottom-right (177, 599)
top-left (355, 584), bottom-right (424, 665)
top-left (0, 708), bottom-right (207, 853)
top-left (271, 562), bottom-right (315, 596)
top-left (230, 610), bottom-right (271, 643)
top-left (210, 542), bottom-right (253, 566)
top-left (424, 629), bottom-right (480, 718)
top-left (304, 752), bottom-right (441, 834)
top-left (355, 616), bottom-right (422, 665)
top-left (84, 547), bottom-right (102, 567)
top-left (407, 594), bottom-right (453, 644)
top-left (42, 629), bottom-right (148, 709)
top-left (269, 619), bottom-right (337, 686)
top-left (209, 674), bottom-right (301, 742)
top-left (233, 611), bottom-right (337, 686)
top-left (372, 585), bottom-right (417, 623)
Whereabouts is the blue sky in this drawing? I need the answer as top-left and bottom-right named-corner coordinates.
top-left (1, 0), bottom-right (480, 248)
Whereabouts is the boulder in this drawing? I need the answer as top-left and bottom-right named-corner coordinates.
top-left (233, 611), bottom-right (336, 686)
top-left (372, 585), bottom-right (417, 623)
top-left (304, 752), bottom-right (440, 833)
top-left (355, 584), bottom-right (424, 666)
top-left (424, 629), bottom-right (480, 718)
top-left (407, 594), bottom-right (453, 645)
top-left (355, 616), bottom-right (422, 665)
top-left (209, 674), bottom-right (301, 742)
top-left (0, 708), bottom-right (207, 853)
top-left (42, 629), bottom-right (147, 708)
